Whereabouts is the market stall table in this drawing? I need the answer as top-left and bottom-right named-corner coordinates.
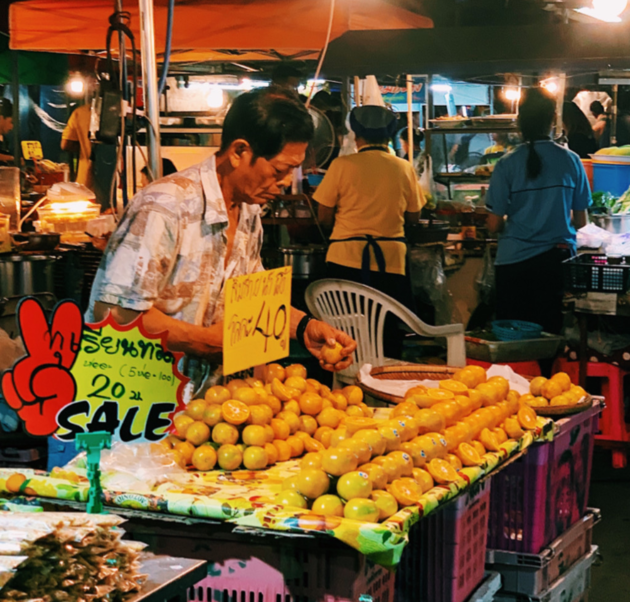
top-left (131, 555), bottom-right (207, 602)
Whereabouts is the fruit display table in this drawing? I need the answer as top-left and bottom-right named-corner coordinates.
top-left (0, 420), bottom-right (551, 569)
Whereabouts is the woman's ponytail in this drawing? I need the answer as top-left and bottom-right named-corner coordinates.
top-left (518, 88), bottom-right (556, 180)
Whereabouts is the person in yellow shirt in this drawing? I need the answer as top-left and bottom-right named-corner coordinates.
top-left (315, 105), bottom-right (425, 356)
top-left (61, 104), bottom-right (93, 189)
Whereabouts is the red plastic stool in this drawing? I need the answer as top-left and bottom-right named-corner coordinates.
top-left (467, 359), bottom-right (542, 377)
top-left (555, 357), bottom-right (628, 468)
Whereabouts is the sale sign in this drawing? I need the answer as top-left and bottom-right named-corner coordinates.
top-left (1, 298), bottom-right (187, 441)
top-left (223, 266), bottom-right (292, 376)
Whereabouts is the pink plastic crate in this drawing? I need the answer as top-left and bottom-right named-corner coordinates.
top-left (487, 404), bottom-right (599, 554)
top-left (395, 478), bottom-right (491, 602)
top-left (186, 540), bottom-right (393, 602)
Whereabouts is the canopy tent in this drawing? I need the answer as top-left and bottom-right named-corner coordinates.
top-left (9, 0), bottom-right (432, 61)
top-left (0, 34), bottom-right (67, 85)
top-left (322, 21), bottom-right (630, 77)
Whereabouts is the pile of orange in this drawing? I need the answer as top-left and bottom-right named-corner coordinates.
top-left (521, 372), bottom-right (587, 408)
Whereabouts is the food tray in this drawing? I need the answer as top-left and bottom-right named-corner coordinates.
top-left (535, 395), bottom-right (593, 417)
top-left (357, 364), bottom-right (458, 404)
top-left (465, 332), bottom-right (564, 363)
top-left (471, 115), bottom-right (517, 127)
top-left (429, 119), bottom-right (471, 129)
top-left (563, 253), bottom-right (630, 293)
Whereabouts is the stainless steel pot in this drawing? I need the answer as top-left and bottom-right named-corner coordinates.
top-left (591, 214), bottom-right (630, 234)
top-left (280, 246), bottom-right (327, 280)
top-left (0, 254), bottom-right (58, 297)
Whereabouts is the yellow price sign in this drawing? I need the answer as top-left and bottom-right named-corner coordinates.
top-left (21, 140), bottom-right (43, 160)
top-left (223, 266), bottom-right (292, 375)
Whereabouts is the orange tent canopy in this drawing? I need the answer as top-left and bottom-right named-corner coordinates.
top-left (10, 0), bottom-right (432, 59)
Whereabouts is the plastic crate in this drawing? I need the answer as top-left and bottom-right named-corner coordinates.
top-left (123, 519), bottom-right (394, 602)
top-left (487, 404), bottom-right (599, 554)
top-left (469, 572), bottom-right (502, 602)
top-left (491, 321), bottom-right (543, 342)
top-left (486, 509), bottom-right (599, 596)
top-left (592, 160), bottom-right (630, 196)
top-left (563, 254), bottom-right (630, 293)
top-left (395, 478), bottom-right (492, 602)
top-left (494, 546), bottom-right (597, 602)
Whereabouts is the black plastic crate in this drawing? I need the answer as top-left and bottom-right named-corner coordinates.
top-left (563, 254), bottom-right (630, 293)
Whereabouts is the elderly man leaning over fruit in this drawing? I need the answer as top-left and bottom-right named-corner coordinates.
top-left (86, 87), bottom-right (356, 393)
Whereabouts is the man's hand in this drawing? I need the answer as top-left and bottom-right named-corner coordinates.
top-left (303, 320), bottom-right (357, 372)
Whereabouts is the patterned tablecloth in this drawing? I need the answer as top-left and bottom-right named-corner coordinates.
top-left (0, 418), bottom-right (553, 568)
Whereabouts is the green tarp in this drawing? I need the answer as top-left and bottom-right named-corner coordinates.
top-left (0, 34), bottom-right (68, 85)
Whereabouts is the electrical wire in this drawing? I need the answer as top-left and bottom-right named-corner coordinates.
top-left (158, 0), bottom-right (175, 97)
top-left (305, 0), bottom-right (336, 109)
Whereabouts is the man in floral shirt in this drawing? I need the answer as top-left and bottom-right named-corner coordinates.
top-left (88, 87), bottom-right (355, 386)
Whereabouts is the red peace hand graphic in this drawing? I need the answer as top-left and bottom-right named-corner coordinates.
top-left (1, 299), bottom-right (83, 437)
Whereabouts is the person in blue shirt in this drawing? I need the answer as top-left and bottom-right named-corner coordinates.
top-left (486, 87), bottom-right (591, 334)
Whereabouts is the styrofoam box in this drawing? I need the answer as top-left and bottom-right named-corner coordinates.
top-left (486, 509), bottom-right (600, 596)
top-left (494, 546), bottom-right (598, 602)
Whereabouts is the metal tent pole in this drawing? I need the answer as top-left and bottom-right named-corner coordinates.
top-left (138, 0), bottom-right (161, 179)
top-left (11, 51), bottom-right (20, 168)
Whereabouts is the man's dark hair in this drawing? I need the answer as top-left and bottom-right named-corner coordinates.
top-left (271, 63), bottom-right (302, 86)
top-left (220, 86), bottom-right (314, 159)
top-left (590, 100), bottom-right (605, 117)
top-left (0, 98), bottom-right (13, 118)
top-left (142, 158), bottom-right (177, 177)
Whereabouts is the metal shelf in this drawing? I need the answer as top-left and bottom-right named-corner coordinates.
top-left (426, 126), bottom-right (519, 135)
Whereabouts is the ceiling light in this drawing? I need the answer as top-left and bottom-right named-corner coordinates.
top-left (541, 79), bottom-right (559, 94)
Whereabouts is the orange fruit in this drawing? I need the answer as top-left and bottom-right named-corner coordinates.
top-left (217, 444), bottom-right (243, 470)
top-left (387, 451), bottom-right (414, 477)
top-left (388, 418), bottom-right (417, 441)
top-left (299, 414), bottom-right (319, 436)
top-left (371, 456), bottom-right (402, 483)
top-left (453, 367), bottom-right (480, 389)
top-left (529, 376), bottom-right (547, 397)
top-left (247, 404), bottom-right (272, 426)
top-left (212, 422), bottom-right (239, 446)
top-left (520, 393), bottom-right (536, 406)
top-left (344, 498), bottom-right (379, 522)
top-left (359, 463), bottom-right (388, 490)
top-left (378, 424), bottom-right (402, 452)
top-left (298, 468), bottom-right (330, 499)
top-left (479, 427), bottom-right (501, 452)
top-left (305, 378), bottom-right (321, 393)
top-left (314, 426), bottom-right (334, 447)
top-left (404, 385), bottom-right (428, 399)
top-left (243, 446), bottom-right (268, 470)
top-left (285, 376), bottom-right (307, 393)
top-left (359, 403), bottom-right (374, 417)
top-left (321, 341), bottom-right (344, 365)
top-left (426, 458), bottom-right (459, 484)
top-left (345, 406), bottom-right (364, 418)
top-left (233, 387), bottom-right (261, 406)
top-left (408, 393), bottom-right (440, 409)
top-left (454, 395), bottom-right (476, 417)
top-left (265, 395), bottom-right (282, 415)
top-left (299, 392), bottom-right (324, 416)
top-left (471, 440), bottom-right (486, 456)
top-left (274, 490), bottom-right (308, 509)
top-left (304, 437), bottom-right (325, 453)
top-left (205, 385), bottom-right (231, 405)
top-left (286, 435), bottom-right (305, 457)
top-left (317, 408), bottom-right (342, 429)
top-left (282, 475), bottom-right (300, 491)
top-left (285, 364), bottom-right (308, 379)
top-left (353, 429), bottom-right (386, 456)
top-left (540, 379), bottom-right (563, 400)
top-left (173, 440), bottom-right (195, 465)
top-left (312, 494), bottom-right (344, 517)
top-left (342, 385), bottom-right (364, 405)
top-left (273, 439), bottom-right (292, 462)
top-left (401, 441), bottom-right (427, 468)
top-left (370, 490), bottom-right (399, 520)
top-left (504, 417), bottom-right (525, 439)
top-left (191, 445), bottom-right (217, 471)
top-left (321, 447), bottom-right (358, 476)
top-left (517, 405), bottom-right (538, 429)
top-left (271, 378), bottom-right (293, 402)
top-left (439, 379), bottom-right (469, 395)
top-left (242, 425), bottom-right (268, 446)
top-left (432, 401), bottom-right (462, 426)
top-left (222, 400), bottom-right (250, 425)
top-left (345, 417), bottom-right (378, 435)
top-left (226, 379), bottom-right (248, 396)
top-left (423, 432), bottom-right (449, 458)
top-left (338, 439), bottom-right (371, 465)
top-left (300, 452), bottom-right (323, 470)
top-left (392, 401), bottom-right (420, 418)
top-left (493, 427), bottom-right (508, 444)
top-left (550, 394), bottom-right (573, 407)
top-left (445, 453), bottom-right (463, 471)
top-left (321, 398), bottom-right (334, 410)
top-left (475, 383), bottom-right (502, 406)
top-left (294, 430), bottom-right (310, 442)
top-left (186, 421), bottom-right (211, 446)
top-left (414, 409), bottom-right (446, 434)
top-left (170, 449), bottom-right (186, 468)
top-left (265, 363), bottom-right (286, 383)
top-left (270, 418), bottom-right (291, 440)
top-left (330, 393), bottom-right (348, 412)
top-left (528, 396), bottom-right (549, 408)
top-left (412, 467), bottom-right (434, 493)
top-left (466, 365), bottom-right (487, 384)
top-left (468, 389), bottom-right (484, 411)
top-left (551, 372), bottom-right (572, 392)
top-left (330, 427), bottom-right (351, 448)
top-left (487, 376), bottom-right (509, 400)
top-left (264, 424), bottom-right (275, 443)
top-left (283, 400), bottom-right (302, 416)
top-left (277, 411), bottom-right (300, 434)
top-left (264, 442), bottom-right (279, 465)
top-left (455, 442), bottom-right (483, 467)
top-left (174, 414), bottom-right (195, 439)
top-left (388, 477), bottom-right (422, 506)
top-left (185, 398), bottom-right (208, 421)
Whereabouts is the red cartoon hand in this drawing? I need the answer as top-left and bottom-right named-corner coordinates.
top-left (1, 299), bottom-right (83, 437)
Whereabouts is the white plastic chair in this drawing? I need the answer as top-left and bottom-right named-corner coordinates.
top-left (305, 279), bottom-right (466, 387)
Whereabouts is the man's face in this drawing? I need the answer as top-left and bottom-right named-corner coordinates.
top-left (0, 116), bottom-right (13, 136)
top-left (232, 141), bottom-right (308, 205)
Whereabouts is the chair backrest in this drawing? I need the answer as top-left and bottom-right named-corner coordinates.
top-left (305, 279), bottom-right (466, 382)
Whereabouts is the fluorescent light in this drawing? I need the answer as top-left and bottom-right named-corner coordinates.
top-left (431, 84), bottom-right (452, 93)
top-left (575, 0), bottom-right (627, 21)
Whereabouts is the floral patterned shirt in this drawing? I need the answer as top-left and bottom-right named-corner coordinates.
top-left (87, 154), bottom-right (264, 328)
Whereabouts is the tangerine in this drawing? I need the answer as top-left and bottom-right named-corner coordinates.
top-left (242, 425), bottom-right (268, 446)
top-left (338, 438), bottom-right (371, 464)
top-left (414, 409), bottom-right (446, 434)
top-left (277, 411), bottom-right (300, 434)
top-left (317, 407), bottom-right (342, 429)
top-left (265, 363), bottom-right (286, 383)
top-left (264, 442), bottom-right (279, 465)
top-left (285, 376), bottom-right (307, 393)
top-left (205, 385), bottom-right (231, 405)
top-left (455, 442), bottom-right (483, 466)
top-left (174, 440), bottom-right (195, 465)
top-left (306, 378), bottom-right (322, 393)
top-left (342, 385), bottom-right (364, 405)
top-left (359, 463), bottom-right (388, 490)
top-left (285, 364), bottom-right (308, 379)
top-left (346, 406), bottom-right (364, 418)
top-left (439, 379), bottom-right (469, 395)
top-left (185, 399), bottom-right (208, 421)
top-left (371, 455), bottom-right (402, 483)
top-left (226, 379), bottom-right (247, 396)
top-left (411, 467), bottom-right (434, 493)
top-left (271, 418), bottom-right (291, 440)
top-left (353, 429), bottom-right (386, 456)
top-left (283, 400), bottom-right (302, 416)
top-left (299, 392), bottom-right (324, 416)
top-left (321, 448), bottom-right (358, 476)
top-left (233, 387), bottom-right (261, 406)
top-left (387, 451), bottom-right (414, 476)
top-left (388, 477), bottom-right (422, 506)
top-left (298, 469), bottom-right (330, 499)
top-left (265, 395), bottom-right (282, 415)
top-left (304, 437), bottom-right (326, 453)
top-left (314, 426), bottom-right (334, 447)
top-left (300, 452), bottom-right (323, 470)
top-left (273, 439), bottom-right (293, 462)
top-left (453, 367), bottom-right (480, 389)
top-left (404, 385), bottom-right (428, 399)
top-left (217, 444), bottom-right (243, 470)
top-left (174, 414), bottom-right (195, 439)
top-left (551, 372), bottom-right (572, 392)
top-left (541, 379), bottom-right (564, 400)
top-left (312, 494), bottom-right (345, 517)
top-left (282, 475), bottom-right (300, 490)
top-left (378, 424), bottom-right (402, 452)
top-left (222, 400), bottom-right (250, 425)
top-left (243, 446), bottom-right (268, 470)
top-left (426, 458), bottom-right (459, 484)
top-left (321, 341), bottom-right (344, 365)
top-left (212, 422), bottom-right (239, 445)
top-left (274, 490), bottom-right (308, 509)
top-left (186, 421), bottom-right (211, 446)
top-left (392, 401), bottom-right (420, 419)
top-left (370, 490), bottom-right (399, 520)
top-left (445, 453), bottom-right (463, 471)
top-left (299, 414), bottom-right (319, 435)
top-left (344, 498), bottom-right (379, 522)
top-left (286, 435), bottom-right (305, 457)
